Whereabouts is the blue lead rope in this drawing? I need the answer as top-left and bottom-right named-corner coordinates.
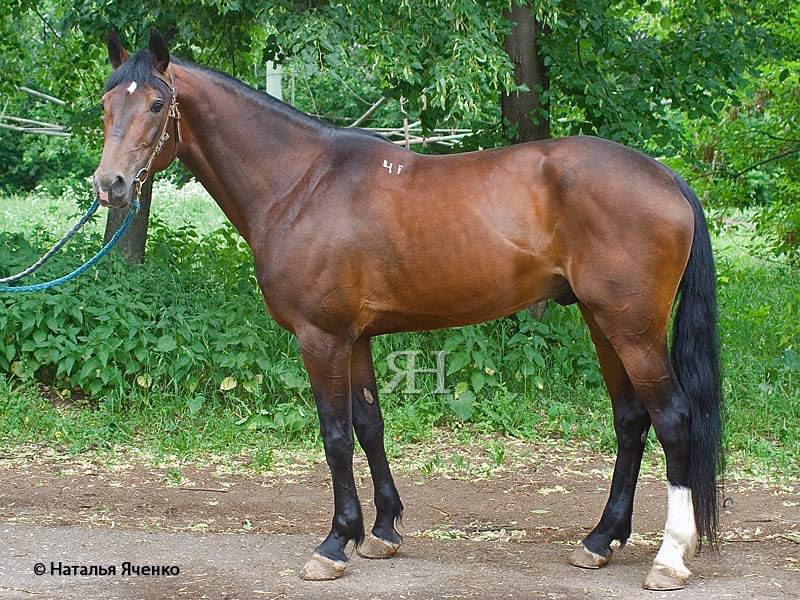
top-left (0, 199), bottom-right (100, 284)
top-left (0, 199), bottom-right (140, 293)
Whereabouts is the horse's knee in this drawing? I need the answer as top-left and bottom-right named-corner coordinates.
top-left (322, 428), bottom-right (355, 468)
top-left (353, 407), bottom-right (384, 448)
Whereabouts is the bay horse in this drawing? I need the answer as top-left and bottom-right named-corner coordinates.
top-left (94, 29), bottom-right (722, 590)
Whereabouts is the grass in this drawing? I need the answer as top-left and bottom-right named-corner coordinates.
top-left (0, 183), bottom-right (797, 481)
top-left (713, 223), bottom-right (800, 478)
top-left (0, 179), bottom-right (225, 236)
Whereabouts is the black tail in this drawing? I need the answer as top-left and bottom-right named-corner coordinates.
top-left (671, 174), bottom-right (723, 546)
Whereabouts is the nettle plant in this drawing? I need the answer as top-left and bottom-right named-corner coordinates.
top-left (0, 221), bottom-right (295, 398)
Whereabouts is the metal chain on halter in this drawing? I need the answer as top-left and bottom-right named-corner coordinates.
top-left (0, 69), bottom-right (181, 293)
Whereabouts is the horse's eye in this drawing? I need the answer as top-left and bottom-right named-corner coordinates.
top-left (101, 102), bottom-right (105, 112)
top-left (150, 101), bottom-right (164, 114)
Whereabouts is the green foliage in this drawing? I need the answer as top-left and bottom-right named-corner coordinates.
top-left (264, 0), bottom-right (516, 128)
top-left (0, 126), bottom-right (95, 194)
top-left (0, 220), bottom-right (278, 397)
top-left (2, 0), bottom-right (785, 184)
top-left (543, 0), bottom-right (771, 149)
top-left (2, 186), bottom-right (797, 478)
top-left (670, 5), bottom-right (800, 260)
top-left (714, 234), bottom-right (800, 476)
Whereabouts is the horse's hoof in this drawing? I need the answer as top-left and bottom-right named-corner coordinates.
top-left (299, 552), bottom-right (347, 581)
top-left (356, 533), bottom-right (401, 559)
top-left (643, 565), bottom-right (689, 590)
top-left (568, 544), bottom-right (611, 569)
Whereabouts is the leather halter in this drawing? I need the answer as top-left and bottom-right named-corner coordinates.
top-left (131, 67), bottom-right (182, 199)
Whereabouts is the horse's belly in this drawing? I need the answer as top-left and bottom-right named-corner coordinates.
top-left (362, 240), bottom-right (564, 334)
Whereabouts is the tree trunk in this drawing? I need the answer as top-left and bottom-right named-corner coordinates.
top-left (103, 177), bottom-right (153, 264)
top-left (501, 4), bottom-right (549, 143)
top-left (501, 3), bottom-right (550, 320)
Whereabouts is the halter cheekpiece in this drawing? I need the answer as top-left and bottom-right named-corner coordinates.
top-left (132, 67), bottom-right (182, 199)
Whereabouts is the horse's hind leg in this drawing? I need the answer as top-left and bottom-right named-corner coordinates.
top-left (583, 305), bottom-right (698, 590)
top-left (568, 305), bottom-right (651, 569)
top-left (350, 336), bottom-right (404, 558)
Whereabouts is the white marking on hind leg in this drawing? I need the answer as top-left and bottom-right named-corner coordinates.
top-left (653, 484), bottom-right (698, 577)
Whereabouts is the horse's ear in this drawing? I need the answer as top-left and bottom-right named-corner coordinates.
top-left (107, 30), bottom-right (129, 69)
top-left (148, 28), bottom-right (170, 73)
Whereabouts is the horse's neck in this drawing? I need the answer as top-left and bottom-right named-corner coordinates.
top-left (172, 64), bottom-right (330, 242)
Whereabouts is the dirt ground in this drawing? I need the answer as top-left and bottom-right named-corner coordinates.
top-left (0, 438), bottom-right (797, 599)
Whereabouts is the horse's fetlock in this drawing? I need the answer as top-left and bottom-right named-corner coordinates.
top-left (334, 506), bottom-right (364, 540)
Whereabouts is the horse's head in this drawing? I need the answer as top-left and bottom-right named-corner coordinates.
top-left (93, 29), bottom-right (180, 208)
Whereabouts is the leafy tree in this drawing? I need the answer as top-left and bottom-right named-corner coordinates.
top-left (542, 0), bottom-right (772, 149)
top-left (1, 1), bottom-right (782, 151)
top-left (685, 1), bottom-right (800, 257)
top-left (0, 0), bottom-right (794, 258)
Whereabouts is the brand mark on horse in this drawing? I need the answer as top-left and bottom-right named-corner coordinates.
top-left (382, 159), bottom-right (404, 175)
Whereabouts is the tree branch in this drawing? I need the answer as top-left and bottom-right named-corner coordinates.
top-left (32, 6), bottom-right (90, 95)
top-left (748, 129), bottom-right (800, 144)
top-left (16, 86), bottom-right (66, 106)
top-left (348, 96), bottom-right (386, 128)
top-left (688, 146), bottom-right (800, 182)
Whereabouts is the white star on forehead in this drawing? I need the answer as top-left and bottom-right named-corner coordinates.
top-left (126, 81), bottom-right (137, 94)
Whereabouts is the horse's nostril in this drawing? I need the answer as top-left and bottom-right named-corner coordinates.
top-left (110, 175), bottom-right (127, 197)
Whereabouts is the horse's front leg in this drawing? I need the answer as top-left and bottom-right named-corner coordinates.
top-left (350, 336), bottom-right (404, 559)
top-left (298, 328), bottom-right (365, 580)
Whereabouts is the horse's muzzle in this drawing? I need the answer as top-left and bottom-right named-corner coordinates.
top-left (93, 173), bottom-right (131, 208)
